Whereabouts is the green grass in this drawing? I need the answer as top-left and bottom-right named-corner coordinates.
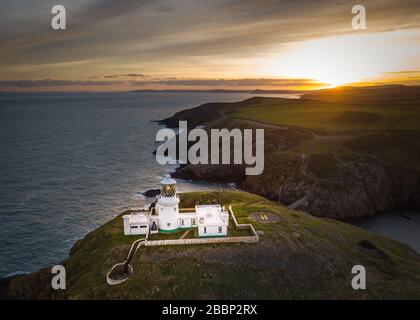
top-left (148, 230), bottom-right (184, 240)
top-left (227, 224), bottom-right (254, 237)
top-left (307, 153), bottom-right (341, 179)
top-left (232, 101), bottom-right (420, 132)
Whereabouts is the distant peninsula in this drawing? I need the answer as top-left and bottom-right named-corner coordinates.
top-left (128, 88), bottom-right (305, 94)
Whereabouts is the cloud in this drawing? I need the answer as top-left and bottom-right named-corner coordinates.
top-left (0, 79), bottom-right (120, 87)
top-left (131, 78), bottom-right (324, 87)
top-left (384, 70), bottom-right (420, 74)
top-left (0, 77), bottom-right (325, 88)
top-left (88, 73), bottom-right (147, 78)
top-left (122, 73), bottom-right (146, 77)
top-left (0, 0), bottom-right (420, 81)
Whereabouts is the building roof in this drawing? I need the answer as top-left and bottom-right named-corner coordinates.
top-left (160, 174), bottom-right (176, 185)
top-left (128, 213), bottom-right (149, 224)
top-left (196, 205), bottom-right (228, 226)
top-left (179, 211), bottom-right (197, 216)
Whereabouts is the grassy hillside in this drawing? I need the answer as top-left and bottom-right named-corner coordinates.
top-left (170, 86), bottom-right (420, 218)
top-left (232, 99), bottom-right (420, 132)
top-left (301, 85), bottom-right (420, 104)
top-left (2, 190), bottom-right (420, 299)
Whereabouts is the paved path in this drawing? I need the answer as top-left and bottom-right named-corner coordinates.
top-left (180, 229), bottom-right (192, 239)
top-left (106, 237), bottom-right (146, 286)
top-left (298, 131), bottom-right (353, 184)
top-left (287, 197), bottom-right (309, 210)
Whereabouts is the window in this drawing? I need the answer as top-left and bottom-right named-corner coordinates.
top-left (174, 207), bottom-right (176, 212)
top-left (192, 219), bottom-right (196, 225)
top-left (131, 226), bottom-right (138, 229)
top-left (140, 225), bottom-right (147, 228)
top-left (167, 223), bottom-right (171, 227)
top-left (181, 219), bottom-right (185, 226)
top-left (151, 222), bottom-right (157, 231)
top-left (204, 227), bottom-right (207, 233)
top-left (162, 184), bottom-right (176, 197)
top-left (218, 227), bottom-right (222, 233)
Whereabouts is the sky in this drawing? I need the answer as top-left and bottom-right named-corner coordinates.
top-left (0, 0), bottom-right (420, 92)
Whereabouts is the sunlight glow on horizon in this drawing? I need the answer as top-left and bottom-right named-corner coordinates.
top-left (1, 26), bottom-right (420, 92)
top-left (256, 29), bottom-right (420, 87)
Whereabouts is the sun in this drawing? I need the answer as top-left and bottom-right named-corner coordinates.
top-left (256, 31), bottom-right (414, 87)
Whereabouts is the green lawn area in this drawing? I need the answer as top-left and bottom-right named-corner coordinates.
top-left (232, 100), bottom-right (420, 132)
top-left (147, 230), bottom-right (185, 240)
top-left (228, 223), bottom-right (254, 237)
top-left (144, 220), bottom-right (254, 240)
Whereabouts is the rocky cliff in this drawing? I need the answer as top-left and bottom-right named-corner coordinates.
top-left (163, 87), bottom-right (420, 219)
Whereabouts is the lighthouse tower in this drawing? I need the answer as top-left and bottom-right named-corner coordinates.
top-left (156, 175), bottom-right (180, 232)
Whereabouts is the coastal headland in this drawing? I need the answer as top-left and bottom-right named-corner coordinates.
top-left (160, 85), bottom-right (420, 220)
top-left (2, 190), bottom-right (420, 299)
top-left (2, 85), bottom-right (420, 300)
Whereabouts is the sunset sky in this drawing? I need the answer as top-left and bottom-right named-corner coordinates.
top-left (1, 0), bottom-right (420, 91)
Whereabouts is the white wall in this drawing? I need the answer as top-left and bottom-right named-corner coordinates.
top-left (157, 203), bottom-right (179, 231)
top-left (198, 225), bottom-right (227, 237)
top-left (180, 217), bottom-right (192, 228)
top-left (123, 216), bottom-right (131, 235)
top-left (129, 224), bottom-right (149, 235)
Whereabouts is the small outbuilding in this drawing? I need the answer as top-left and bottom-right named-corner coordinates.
top-left (196, 205), bottom-right (228, 237)
top-left (123, 212), bottom-right (150, 235)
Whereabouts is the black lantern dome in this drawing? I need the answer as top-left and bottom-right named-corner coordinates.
top-left (160, 175), bottom-right (176, 197)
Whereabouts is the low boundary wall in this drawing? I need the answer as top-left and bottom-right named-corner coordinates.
top-left (144, 206), bottom-right (259, 246)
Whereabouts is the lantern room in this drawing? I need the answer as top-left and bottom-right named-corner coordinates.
top-left (160, 175), bottom-right (177, 198)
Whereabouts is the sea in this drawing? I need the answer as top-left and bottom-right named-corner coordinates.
top-left (354, 211), bottom-right (420, 253)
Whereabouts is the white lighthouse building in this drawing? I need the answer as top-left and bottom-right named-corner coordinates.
top-left (123, 176), bottom-right (228, 237)
top-left (156, 175), bottom-right (180, 233)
